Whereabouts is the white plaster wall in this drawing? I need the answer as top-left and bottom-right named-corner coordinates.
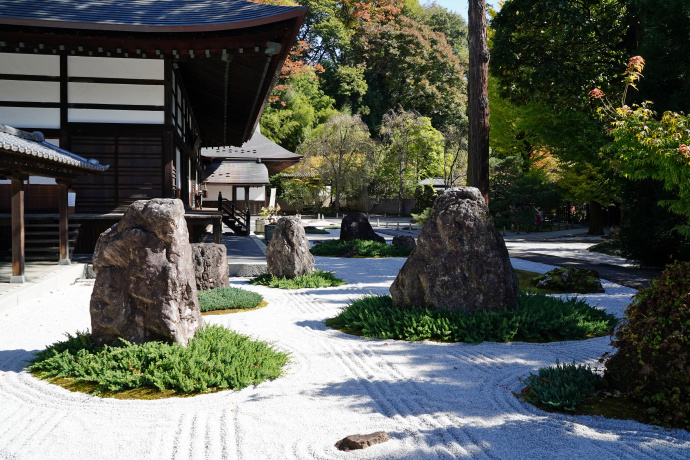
top-left (67, 109), bottom-right (164, 124)
top-left (68, 82), bottom-right (164, 106)
top-left (205, 184), bottom-right (229, 201)
top-left (0, 107), bottom-right (59, 128)
top-left (68, 56), bottom-right (164, 79)
top-left (249, 187), bottom-right (265, 201)
top-left (0, 80), bottom-right (59, 102)
top-left (0, 53), bottom-right (59, 76)
top-left (28, 176), bottom-right (57, 185)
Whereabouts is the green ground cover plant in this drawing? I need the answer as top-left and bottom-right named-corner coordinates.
top-left (249, 269), bottom-right (346, 289)
top-left (304, 226), bottom-right (329, 234)
top-left (27, 325), bottom-right (289, 398)
top-left (326, 292), bottom-right (616, 343)
top-left (197, 286), bottom-right (265, 313)
top-left (310, 239), bottom-right (413, 257)
top-left (521, 361), bottom-right (603, 411)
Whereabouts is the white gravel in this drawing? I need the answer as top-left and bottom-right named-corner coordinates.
top-left (1, 256), bottom-right (689, 460)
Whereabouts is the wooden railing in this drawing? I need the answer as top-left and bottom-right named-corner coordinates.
top-left (217, 192), bottom-right (250, 236)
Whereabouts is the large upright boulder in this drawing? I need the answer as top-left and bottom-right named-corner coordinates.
top-left (266, 216), bottom-right (314, 278)
top-left (390, 187), bottom-right (518, 313)
top-left (90, 199), bottom-right (203, 347)
top-left (340, 212), bottom-right (385, 244)
top-left (191, 243), bottom-right (229, 291)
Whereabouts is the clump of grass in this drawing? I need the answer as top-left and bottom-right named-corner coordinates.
top-left (310, 239), bottom-right (413, 257)
top-left (326, 292), bottom-right (617, 343)
top-left (197, 286), bottom-right (264, 313)
top-left (521, 361), bottom-right (603, 411)
top-left (304, 226), bottom-right (329, 234)
top-left (249, 269), bottom-right (346, 289)
top-left (27, 325), bottom-right (289, 397)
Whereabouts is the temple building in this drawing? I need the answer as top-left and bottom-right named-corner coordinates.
top-left (0, 0), bottom-right (307, 254)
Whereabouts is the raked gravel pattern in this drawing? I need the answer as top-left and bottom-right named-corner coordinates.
top-left (1, 256), bottom-right (689, 460)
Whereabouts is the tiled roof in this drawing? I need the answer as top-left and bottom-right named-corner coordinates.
top-left (200, 126), bottom-right (301, 162)
top-left (0, 124), bottom-right (109, 173)
top-left (202, 161), bottom-right (269, 185)
top-left (0, 0), bottom-right (304, 30)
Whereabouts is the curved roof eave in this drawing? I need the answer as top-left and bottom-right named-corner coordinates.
top-left (0, 8), bottom-right (308, 33)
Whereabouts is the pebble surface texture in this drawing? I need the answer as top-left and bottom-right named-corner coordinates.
top-left (340, 212), bottom-right (386, 244)
top-left (1, 254), bottom-right (690, 459)
top-left (266, 216), bottom-right (315, 279)
top-left (89, 198), bottom-right (203, 346)
top-left (390, 187), bottom-right (519, 312)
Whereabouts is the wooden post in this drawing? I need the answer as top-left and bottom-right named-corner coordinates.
top-left (244, 186), bottom-right (250, 212)
top-left (10, 176), bottom-right (26, 283)
top-left (57, 179), bottom-right (70, 265)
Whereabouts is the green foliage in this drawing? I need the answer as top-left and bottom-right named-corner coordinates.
top-left (261, 69), bottom-right (339, 151)
top-left (249, 269), bottom-right (346, 289)
top-left (604, 261), bottom-right (690, 429)
top-left (491, 0), bottom-right (630, 109)
top-left (297, 113), bottom-right (373, 214)
top-left (27, 325), bottom-right (289, 395)
top-left (489, 156), bottom-right (563, 230)
top-left (411, 184), bottom-right (437, 214)
top-left (357, 14), bottom-right (466, 130)
top-left (380, 109), bottom-right (445, 214)
top-left (523, 361), bottom-right (603, 411)
top-left (327, 292), bottom-right (617, 343)
top-left (310, 239), bottom-right (413, 258)
top-left (615, 179), bottom-right (690, 265)
top-left (197, 287), bottom-right (264, 312)
top-left (411, 207), bottom-right (431, 226)
top-left (604, 102), bottom-right (690, 237)
top-left (531, 268), bottom-right (605, 294)
top-left (304, 226), bottom-right (329, 234)
top-left (280, 177), bottom-right (328, 214)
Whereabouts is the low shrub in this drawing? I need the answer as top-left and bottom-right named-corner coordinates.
top-left (531, 268), bottom-right (605, 294)
top-left (249, 269), bottom-right (346, 289)
top-left (304, 226), bottom-right (329, 234)
top-left (604, 261), bottom-right (690, 429)
top-left (27, 325), bottom-right (289, 396)
top-left (197, 286), bottom-right (264, 312)
top-left (522, 361), bottom-right (603, 411)
top-left (326, 292), bottom-right (617, 343)
top-left (310, 239), bottom-right (413, 257)
top-left (411, 207), bottom-right (432, 225)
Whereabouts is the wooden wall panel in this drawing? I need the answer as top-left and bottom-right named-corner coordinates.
top-left (70, 133), bottom-right (164, 212)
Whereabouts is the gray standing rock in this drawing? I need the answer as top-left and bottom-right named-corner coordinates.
top-left (191, 243), bottom-right (229, 291)
top-left (90, 199), bottom-right (203, 347)
top-left (392, 235), bottom-right (416, 250)
top-left (390, 187), bottom-right (519, 313)
top-left (340, 212), bottom-right (385, 244)
top-left (266, 216), bottom-right (314, 278)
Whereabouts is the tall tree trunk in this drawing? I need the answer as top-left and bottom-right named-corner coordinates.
top-left (468, 0), bottom-right (490, 205)
top-left (588, 201), bottom-right (604, 235)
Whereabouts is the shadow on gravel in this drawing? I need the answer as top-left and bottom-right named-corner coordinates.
top-left (0, 349), bottom-right (38, 373)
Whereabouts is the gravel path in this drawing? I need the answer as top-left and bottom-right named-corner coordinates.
top-left (1, 257), bottom-right (689, 459)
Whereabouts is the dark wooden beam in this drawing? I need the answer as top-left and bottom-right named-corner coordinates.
top-left (57, 179), bottom-right (70, 264)
top-left (10, 176), bottom-right (26, 283)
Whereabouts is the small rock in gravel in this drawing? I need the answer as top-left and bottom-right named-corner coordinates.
top-left (335, 431), bottom-right (389, 451)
